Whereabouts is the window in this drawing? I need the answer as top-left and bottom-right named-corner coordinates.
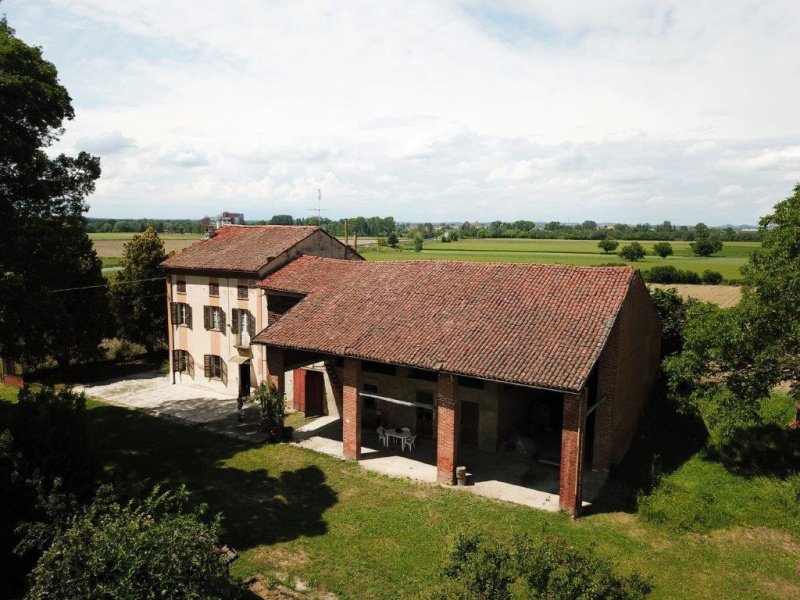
top-left (409, 368), bottom-right (437, 382)
top-left (203, 306), bottom-right (226, 331)
top-left (237, 285), bottom-right (249, 299)
top-left (458, 376), bottom-right (484, 389)
top-left (416, 390), bottom-right (434, 406)
top-left (171, 302), bottom-right (192, 327)
top-left (176, 280), bottom-right (186, 294)
top-left (203, 355), bottom-right (227, 382)
top-left (362, 361), bottom-right (396, 375)
top-left (172, 350), bottom-right (193, 375)
top-left (208, 282), bottom-right (219, 297)
top-left (231, 309), bottom-right (255, 346)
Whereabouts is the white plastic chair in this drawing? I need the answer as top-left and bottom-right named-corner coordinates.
top-left (402, 434), bottom-right (417, 452)
top-left (376, 426), bottom-right (388, 447)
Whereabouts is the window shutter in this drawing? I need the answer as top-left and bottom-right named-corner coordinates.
top-left (231, 309), bottom-right (239, 334)
top-left (248, 310), bottom-right (255, 336)
top-left (221, 360), bottom-right (228, 385)
top-left (204, 355), bottom-right (211, 378)
top-left (185, 304), bottom-right (192, 328)
top-left (171, 303), bottom-right (178, 324)
top-left (219, 309), bottom-right (226, 332)
top-left (188, 353), bottom-right (194, 378)
top-left (172, 350), bottom-right (179, 372)
top-left (203, 306), bottom-right (211, 330)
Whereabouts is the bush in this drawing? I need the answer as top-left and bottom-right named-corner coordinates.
top-left (27, 485), bottom-right (232, 600)
top-left (109, 339), bottom-right (136, 362)
top-left (652, 242), bottom-right (673, 259)
top-left (619, 242), bottom-right (646, 262)
top-left (413, 236), bottom-right (423, 252)
top-left (387, 232), bottom-right (399, 248)
top-left (644, 265), bottom-right (702, 284)
top-left (429, 531), bottom-right (652, 599)
top-left (598, 239), bottom-right (619, 254)
top-left (701, 270), bottom-right (723, 285)
top-left (252, 382), bottom-right (285, 440)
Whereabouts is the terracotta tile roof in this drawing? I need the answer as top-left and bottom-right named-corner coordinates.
top-left (160, 225), bottom-right (319, 274)
top-left (253, 256), bottom-right (640, 392)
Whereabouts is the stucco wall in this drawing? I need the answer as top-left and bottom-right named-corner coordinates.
top-left (168, 273), bottom-right (265, 395)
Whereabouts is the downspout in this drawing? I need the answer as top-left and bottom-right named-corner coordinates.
top-left (166, 276), bottom-right (175, 384)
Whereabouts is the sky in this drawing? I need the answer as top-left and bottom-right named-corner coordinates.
top-left (5, 0), bottom-right (800, 224)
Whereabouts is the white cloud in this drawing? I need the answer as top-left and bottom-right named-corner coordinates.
top-left (4, 0), bottom-right (800, 223)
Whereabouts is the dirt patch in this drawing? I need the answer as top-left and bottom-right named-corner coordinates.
top-left (249, 546), bottom-right (310, 572)
top-left (648, 284), bottom-right (742, 308)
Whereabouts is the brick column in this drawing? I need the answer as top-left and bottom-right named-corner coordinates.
top-left (342, 357), bottom-right (361, 460)
top-left (559, 388), bottom-right (588, 517)
top-left (266, 347), bottom-right (285, 396)
top-left (436, 373), bottom-right (459, 485)
top-left (593, 324), bottom-right (618, 471)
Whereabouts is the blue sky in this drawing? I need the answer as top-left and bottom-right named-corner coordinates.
top-left (5, 0), bottom-right (800, 224)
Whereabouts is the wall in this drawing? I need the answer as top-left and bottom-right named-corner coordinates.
top-left (168, 273), bottom-right (265, 395)
top-left (600, 274), bottom-right (662, 465)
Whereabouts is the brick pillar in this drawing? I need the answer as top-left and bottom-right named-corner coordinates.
top-left (560, 388), bottom-right (588, 517)
top-left (342, 358), bottom-right (361, 460)
top-left (436, 373), bottom-right (459, 485)
top-left (266, 347), bottom-right (285, 396)
top-left (593, 324), bottom-right (618, 471)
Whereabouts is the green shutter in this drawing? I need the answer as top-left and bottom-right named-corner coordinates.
top-left (221, 359), bottom-right (228, 385)
top-left (204, 355), bottom-right (211, 378)
top-left (203, 306), bottom-right (211, 330)
top-left (231, 309), bottom-right (239, 334)
top-left (219, 309), bottom-right (226, 332)
top-left (172, 350), bottom-right (179, 372)
top-left (171, 303), bottom-right (178, 324)
top-left (247, 310), bottom-right (255, 336)
top-left (185, 305), bottom-right (192, 328)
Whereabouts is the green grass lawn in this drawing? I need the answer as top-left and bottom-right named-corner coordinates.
top-left (361, 238), bottom-right (757, 281)
top-left (1, 385), bottom-right (797, 599)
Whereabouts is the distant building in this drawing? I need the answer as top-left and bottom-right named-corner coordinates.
top-left (215, 212), bottom-right (245, 228)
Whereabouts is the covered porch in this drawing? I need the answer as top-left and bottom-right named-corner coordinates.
top-left (266, 347), bottom-right (612, 516)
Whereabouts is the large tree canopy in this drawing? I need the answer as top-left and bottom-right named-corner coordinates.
top-left (0, 18), bottom-right (103, 366)
top-left (665, 183), bottom-right (800, 435)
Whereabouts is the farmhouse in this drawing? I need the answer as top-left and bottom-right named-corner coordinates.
top-left (160, 224), bottom-right (361, 396)
top-left (252, 256), bottom-right (660, 515)
top-left (162, 227), bottom-right (661, 515)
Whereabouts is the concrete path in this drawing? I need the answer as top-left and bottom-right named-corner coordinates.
top-left (75, 371), bottom-right (268, 443)
top-left (293, 418), bottom-right (607, 512)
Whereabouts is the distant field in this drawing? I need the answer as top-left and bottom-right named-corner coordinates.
top-left (648, 284), bottom-right (743, 308)
top-left (361, 238), bottom-right (758, 281)
top-left (89, 233), bottom-right (201, 258)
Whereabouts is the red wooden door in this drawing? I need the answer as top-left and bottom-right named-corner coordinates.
top-left (305, 370), bottom-right (325, 416)
top-left (292, 368), bottom-right (306, 412)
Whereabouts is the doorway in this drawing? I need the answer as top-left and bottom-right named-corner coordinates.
top-left (460, 401), bottom-right (479, 447)
top-left (305, 370), bottom-right (325, 417)
top-left (238, 362), bottom-right (251, 398)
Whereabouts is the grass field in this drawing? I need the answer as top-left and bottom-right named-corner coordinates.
top-left (361, 239), bottom-right (758, 281)
top-left (1, 383), bottom-right (797, 599)
top-left (89, 232), bottom-right (201, 258)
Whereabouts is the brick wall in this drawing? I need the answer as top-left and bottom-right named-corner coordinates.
top-left (596, 273), bottom-right (661, 466)
top-left (436, 373), bottom-right (459, 484)
top-left (342, 357), bottom-right (361, 460)
top-left (266, 347), bottom-right (285, 395)
top-left (559, 389), bottom-right (587, 516)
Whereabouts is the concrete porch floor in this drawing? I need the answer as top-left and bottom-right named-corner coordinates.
top-left (294, 418), bottom-right (607, 512)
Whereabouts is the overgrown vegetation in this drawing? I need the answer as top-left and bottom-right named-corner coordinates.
top-left (428, 531), bottom-right (651, 599)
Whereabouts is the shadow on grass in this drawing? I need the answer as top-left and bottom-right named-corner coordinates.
top-left (586, 381), bottom-right (709, 515)
top-left (29, 352), bottom-right (167, 387)
top-left (708, 424), bottom-right (800, 478)
top-left (88, 403), bottom-right (337, 550)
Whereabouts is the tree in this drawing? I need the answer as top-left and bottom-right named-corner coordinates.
top-left (387, 231), bottom-right (399, 248)
top-left (690, 237), bottom-right (723, 256)
top-left (413, 235), bottom-right (423, 252)
top-left (665, 183), bottom-right (800, 436)
top-left (598, 239), bottom-right (619, 254)
top-left (111, 228), bottom-right (168, 352)
top-left (619, 242), bottom-right (646, 262)
top-left (27, 485), bottom-right (232, 600)
top-left (270, 214), bottom-right (294, 225)
top-left (0, 18), bottom-right (102, 367)
top-left (652, 242), bottom-right (673, 259)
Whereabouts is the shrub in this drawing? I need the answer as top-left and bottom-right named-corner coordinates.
top-left (598, 239), bottom-right (619, 254)
top-left (413, 235), bottom-right (423, 252)
top-left (690, 237), bottom-right (723, 256)
top-left (619, 242), bottom-right (646, 262)
top-left (252, 382), bottom-right (285, 440)
top-left (376, 236), bottom-right (388, 247)
top-left (652, 242), bottom-right (673, 259)
top-left (429, 531), bottom-right (652, 599)
top-left (387, 232), bottom-right (399, 248)
top-left (27, 485), bottom-right (232, 600)
top-left (644, 265), bottom-right (701, 284)
top-left (701, 270), bottom-right (723, 285)
top-left (109, 339), bottom-right (136, 362)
